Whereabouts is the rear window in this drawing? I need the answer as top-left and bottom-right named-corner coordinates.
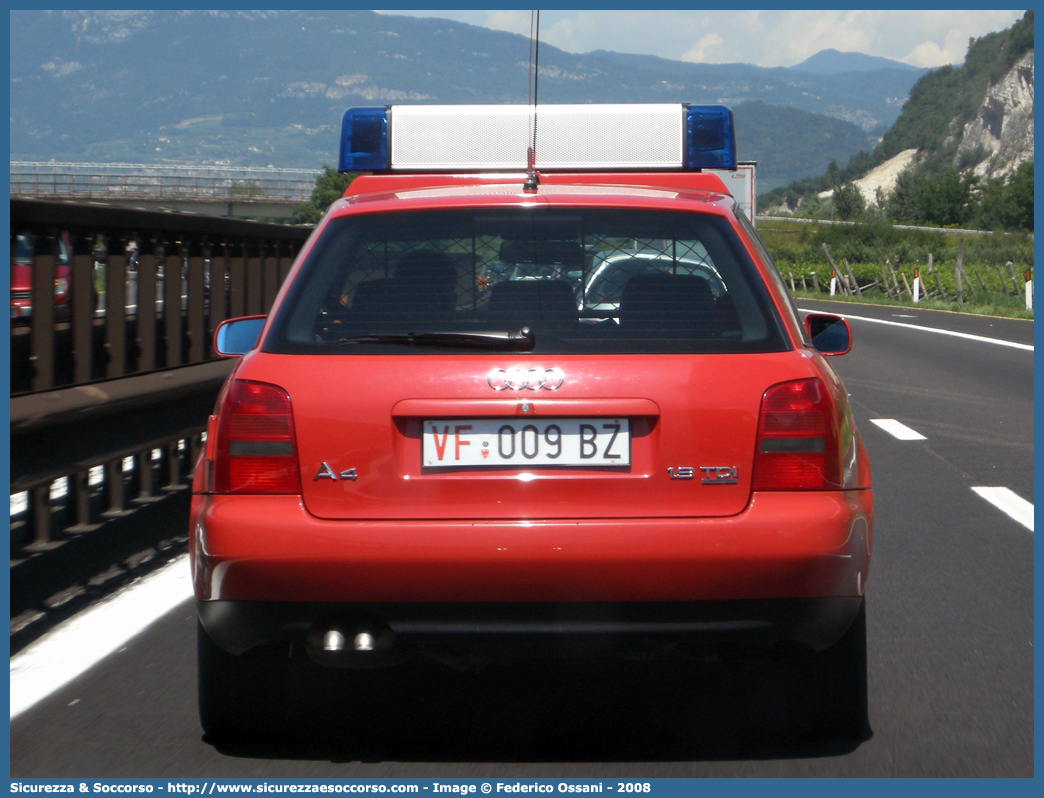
top-left (12, 233), bottom-right (34, 266)
top-left (267, 208), bottom-right (787, 355)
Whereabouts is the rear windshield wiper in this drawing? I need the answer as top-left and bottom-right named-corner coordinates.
top-left (339, 327), bottom-right (535, 351)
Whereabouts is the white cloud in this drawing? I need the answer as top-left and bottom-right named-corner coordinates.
top-left (755, 11), bottom-right (888, 65)
top-left (904, 40), bottom-right (952, 69)
top-left (480, 10), bottom-right (533, 38)
top-left (681, 34), bottom-right (725, 64)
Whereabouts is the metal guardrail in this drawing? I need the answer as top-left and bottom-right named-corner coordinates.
top-left (755, 214), bottom-right (999, 237)
top-left (10, 198), bottom-right (312, 553)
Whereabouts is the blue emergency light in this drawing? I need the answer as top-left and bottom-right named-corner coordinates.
top-left (339, 104), bottom-right (737, 174)
top-left (684, 105), bottom-right (736, 172)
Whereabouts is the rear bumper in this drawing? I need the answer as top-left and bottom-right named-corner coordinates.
top-left (193, 490), bottom-right (870, 659)
top-left (198, 595), bottom-right (865, 660)
top-left (192, 488), bottom-right (870, 603)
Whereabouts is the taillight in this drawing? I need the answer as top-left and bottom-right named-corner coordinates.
top-left (752, 378), bottom-right (841, 491)
top-left (211, 380), bottom-right (301, 494)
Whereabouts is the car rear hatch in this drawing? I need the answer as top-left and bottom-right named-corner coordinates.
top-left (250, 202), bottom-right (802, 521)
top-left (237, 351), bottom-right (809, 521)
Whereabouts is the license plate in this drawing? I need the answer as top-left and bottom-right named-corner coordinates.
top-left (423, 418), bottom-right (630, 468)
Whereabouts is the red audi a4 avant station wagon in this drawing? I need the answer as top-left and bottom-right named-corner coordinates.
top-left (190, 104), bottom-right (873, 741)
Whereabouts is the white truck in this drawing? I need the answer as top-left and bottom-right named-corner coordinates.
top-left (708, 160), bottom-right (757, 226)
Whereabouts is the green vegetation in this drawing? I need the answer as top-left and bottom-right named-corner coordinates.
top-left (290, 165), bottom-right (357, 224)
top-left (763, 159), bottom-right (1033, 235)
top-left (765, 159), bottom-right (1034, 234)
top-left (759, 217), bottom-right (1034, 319)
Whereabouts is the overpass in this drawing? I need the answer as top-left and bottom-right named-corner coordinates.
top-left (10, 161), bottom-right (321, 219)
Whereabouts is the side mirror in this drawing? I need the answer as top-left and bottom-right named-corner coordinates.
top-left (804, 313), bottom-right (852, 356)
top-left (214, 315), bottom-right (266, 357)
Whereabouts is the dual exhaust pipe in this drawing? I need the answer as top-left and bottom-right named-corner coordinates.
top-left (304, 617), bottom-right (401, 668)
top-left (322, 628), bottom-right (376, 653)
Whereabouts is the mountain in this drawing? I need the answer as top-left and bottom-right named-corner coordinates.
top-left (571, 49), bottom-right (922, 133)
top-left (10, 10), bottom-right (915, 186)
top-left (734, 103), bottom-right (875, 193)
top-left (761, 11), bottom-right (1033, 228)
top-left (791, 49), bottom-right (922, 75)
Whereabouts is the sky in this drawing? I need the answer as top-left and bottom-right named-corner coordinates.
top-left (378, 10), bottom-right (1025, 69)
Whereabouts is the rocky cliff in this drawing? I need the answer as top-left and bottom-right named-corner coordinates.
top-left (953, 50), bottom-right (1034, 180)
top-left (843, 49), bottom-right (1034, 203)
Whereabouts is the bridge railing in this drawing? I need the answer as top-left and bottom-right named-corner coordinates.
top-left (10, 198), bottom-right (312, 555)
top-left (10, 161), bottom-right (320, 203)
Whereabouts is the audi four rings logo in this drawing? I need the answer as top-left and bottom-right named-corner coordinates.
top-left (487, 366), bottom-right (564, 391)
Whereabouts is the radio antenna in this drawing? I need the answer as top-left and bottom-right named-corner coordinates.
top-left (524, 10), bottom-right (541, 191)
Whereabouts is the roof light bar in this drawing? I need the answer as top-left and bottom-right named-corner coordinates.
top-left (338, 104), bottom-right (736, 174)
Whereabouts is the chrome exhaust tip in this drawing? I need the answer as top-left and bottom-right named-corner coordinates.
top-left (322, 629), bottom-right (347, 652)
top-left (353, 631), bottom-right (376, 652)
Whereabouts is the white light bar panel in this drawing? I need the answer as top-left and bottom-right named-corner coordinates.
top-left (389, 104), bottom-right (685, 170)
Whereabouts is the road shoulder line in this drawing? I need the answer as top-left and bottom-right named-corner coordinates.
top-left (9, 554), bottom-right (193, 720)
top-left (797, 308), bottom-right (1033, 351)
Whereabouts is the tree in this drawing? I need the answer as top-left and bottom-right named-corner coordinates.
top-left (291, 165), bottom-right (358, 225)
top-left (825, 160), bottom-right (841, 187)
top-left (832, 182), bottom-right (866, 221)
top-left (1002, 161), bottom-right (1034, 231)
top-left (800, 193), bottom-right (823, 220)
top-left (887, 170), bottom-right (928, 224)
top-left (919, 169), bottom-right (977, 227)
top-left (977, 161), bottom-right (1034, 231)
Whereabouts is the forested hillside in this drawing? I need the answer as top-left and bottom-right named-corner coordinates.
top-left (875, 11), bottom-right (1033, 175)
top-left (734, 103), bottom-right (875, 193)
top-left (762, 11), bottom-right (1033, 232)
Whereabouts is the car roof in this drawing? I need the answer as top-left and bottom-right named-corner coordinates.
top-left (348, 170), bottom-right (731, 195)
top-left (332, 174), bottom-right (738, 219)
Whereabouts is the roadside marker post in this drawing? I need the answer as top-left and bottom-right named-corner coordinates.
top-left (830, 270), bottom-right (837, 296)
top-left (913, 268), bottom-right (921, 303)
top-left (1026, 270), bottom-right (1033, 311)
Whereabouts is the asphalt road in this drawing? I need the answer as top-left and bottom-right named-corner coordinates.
top-left (10, 302), bottom-right (1034, 777)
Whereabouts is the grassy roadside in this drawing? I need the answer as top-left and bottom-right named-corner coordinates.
top-left (757, 217), bottom-right (1034, 321)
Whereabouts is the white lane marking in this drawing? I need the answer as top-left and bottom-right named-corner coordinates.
top-left (972, 487), bottom-right (1034, 532)
top-left (10, 554), bottom-right (194, 720)
top-left (798, 309), bottom-right (1034, 351)
top-left (869, 418), bottom-right (927, 441)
